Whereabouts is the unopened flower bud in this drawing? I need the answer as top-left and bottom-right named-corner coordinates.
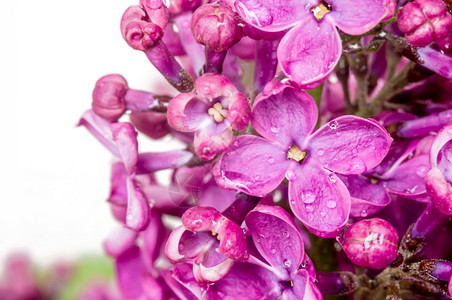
top-left (123, 20), bottom-right (164, 51)
top-left (92, 74), bottom-right (128, 121)
top-left (397, 0), bottom-right (452, 50)
top-left (342, 218), bottom-right (399, 269)
top-left (191, 3), bottom-right (244, 52)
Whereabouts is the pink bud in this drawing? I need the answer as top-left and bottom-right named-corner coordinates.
top-left (342, 218), bottom-right (399, 269)
top-left (92, 74), bottom-right (128, 121)
top-left (191, 3), bottom-right (244, 52)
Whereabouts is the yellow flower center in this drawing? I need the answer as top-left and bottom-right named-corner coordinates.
top-left (311, 2), bottom-right (331, 21)
top-left (208, 102), bottom-right (228, 123)
top-left (287, 145), bottom-right (307, 163)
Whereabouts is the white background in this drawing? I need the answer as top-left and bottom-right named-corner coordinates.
top-left (0, 0), bottom-right (176, 265)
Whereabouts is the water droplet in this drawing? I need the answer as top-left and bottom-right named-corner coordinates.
top-left (242, 228), bottom-right (247, 234)
top-left (290, 199), bottom-right (296, 205)
top-left (405, 185), bottom-right (418, 194)
top-left (329, 120), bottom-right (338, 130)
top-left (317, 148), bottom-right (325, 156)
top-left (256, 238), bottom-right (261, 243)
top-left (201, 86), bottom-right (211, 94)
top-left (349, 157), bottom-right (366, 173)
top-left (305, 205), bottom-right (314, 213)
top-left (326, 200), bottom-right (337, 209)
top-left (448, 129), bottom-right (452, 135)
top-left (254, 175), bottom-right (261, 181)
top-left (267, 157), bottom-right (275, 164)
top-left (270, 126), bottom-right (279, 133)
top-left (126, 214), bottom-right (134, 221)
top-left (283, 259), bottom-right (292, 268)
top-left (360, 210), bottom-right (368, 217)
top-left (328, 173), bottom-right (337, 183)
top-left (320, 211), bottom-right (326, 217)
top-left (286, 170), bottom-right (296, 181)
top-left (302, 191), bottom-right (316, 204)
top-left (416, 166), bottom-right (427, 177)
top-left (283, 230), bottom-right (290, 238)
top-left (233, 140), bottom-right (240, 147)
top-left (271, 248), bottom-right (276, 254)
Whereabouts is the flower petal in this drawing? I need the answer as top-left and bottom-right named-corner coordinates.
top-left (115, 246), bottom-right (147, 298)
top-left (194, 128), bottom-right (233, 161)
top-left (110, 122), bottom-right (138, 175)
top-left (426, 167), bottom-right (452, 215)
top-left (193, 252), bottom-right (234, 283)
top-left (326, 0), bottom-right (395, 35)
top-left (307, 116), bottom-right (392, 175)
top-left (252, 82), bottom-right (318, 147)
top-left (280, 269), bottom-right (323, 300)
top-left (219, 135), bottom-right (289, 196)
top-left (103, 226), bottom-right (138, 258)
top-left (430, 125), bottom-right (452, 169)
top-left (136, 150), bottom-right (193, 174)
top-left (126, 176), bottom-right (150, 231)
top-left (245, 205), bottom-right (305, 280)
top-left (417, 47), bottom-right (452, 79)
top-left (289, 163), bottom-right (351, 237)
top-left (338, 174), bottom-right (390, 218)
top-left (278, 17), bottom-right (342, 89)
top-left (234, 0), bottom-right (309, 32)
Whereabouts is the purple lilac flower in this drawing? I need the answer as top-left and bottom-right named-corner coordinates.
top-left (341, 218), bottom-right (399, 269)
top-left (233, 0), bottom-right (395, 87)
top-left (218, 79), bottom-right (392, 236)
top-left (167, 73), bottom-right (250, 161)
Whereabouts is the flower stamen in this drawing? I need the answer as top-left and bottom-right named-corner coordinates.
top-left (287, 145), bottom-right (307, 163)
top-left (208, 102), bottom-right (228, 123)
top-left (311, 2), bottom-right (331, 21)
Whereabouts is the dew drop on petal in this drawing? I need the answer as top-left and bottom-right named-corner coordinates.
top-left (360, 209), bottom-right (368, 217)
top-left (290, 199), bottom-right (296, 205)
top-left (320, 211), bottom-right (326, 217)
top-left (326, 200), bottom-right (337, 209)
top-left (302, 191), bottom-right (316, 204)
top-left (254, 175), bottom-right (261, 181)
top-left (283, 230), bottom-right (290, 238)
top-left (350, 157), bottom-right (366, 173)
top-left (267, 157), bottom-right (275, 164)
top-left (127, 214), bottom-right (134, 221)
top-left (286, 170), bottom-right (297, 181)
top-left (329, 120), bottom-right (338, 130)
top-left (317, 148), bottom-right (325, 156)
top-left (283, 259), bottom-right (292, 268)
top-left (271, 248), bottom-right (276, 254)
top-left (328, 173), bottom-right (337, 183)
top-left (270, 126), bottom-right (279, 133)
top-left (416, 166), bottom-right (427, 177)
top-left (305, 205), bottom-right (314, 213)
top-left (448, 129), bottom-right (452, 135)
top-left (233, 140), bottom-right (240, 147)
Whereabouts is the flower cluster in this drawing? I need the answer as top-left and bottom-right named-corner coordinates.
top-left (78, 0), bottom-right (452, 298)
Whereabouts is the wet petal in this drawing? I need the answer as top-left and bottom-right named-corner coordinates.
top-left (430, 125), bottom-right (452, 169)
top-left (438, 140), bottom-right (452, 183)
top-left (417, 47), bottom-right (452, 79)
top-left (252, 82), bottom-right (318, 147)
top-left (307, 116), bottom-right (392, 175)
top-left (289, 163), bottom-right (351, 237)
top-left (426, 168), bottom-right (452, 215)
top-left (193, 252), bottom-right (234, 283)
top-left (219, 135), bottom-right (290, 196)
top-left (194, 128), bottom-right (233, 161)
top-left (245, 205), bottom-right (305, 280)
top-left (338, 174), bottom-right (390, 218)
top-left (126, 176), bottom-right (150, 231)
top-left (168, 92), bottom-right (206, 132)
top-left (110, 122), bottom-right (138, 175)
top-left (235, 0), bottom-right (309, 31)
top-left (326, 0), bottom-right (395, 35)
top-left (278, 17), bottom-right (342, 89)
top-left (383, 155), bottom-right (430, 197)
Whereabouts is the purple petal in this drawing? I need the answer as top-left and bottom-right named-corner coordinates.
top-left (278, 17), bottom-right (342, 89)
top-left (126, 176), bottom-right (150, 231)
top-left (252, 82), bottom-right (318, 147)
top-left (289, 163), bottom-right (351, 237)
top-left (417, 47), bottom-right (452, 79)
top-left (194, 128), bottom-right (233, 161)
top-left (280, 269), bottom-right (323, 300)
top-left (110, 122), bottom-right (138, 175)
top-left (115, 246), bottom-right (147, 298)
top-left (136, 150), bottom-right (193, 174)
top-left (383, 154), bottom-right (430, 197)
top-left (338, 174), bottom-right (390, 218)
top-left (438, 139), bottom-right (452, 183)
top-left (103, 226), bottom-right (138, 258)
top-left (307, 116), bottom-right (393, 175)
top-left (234, 0), bottom-right (309, 31)
top-left (165, 226), bottom-right (191, 262)
top-left (219, 135), bottom-right (289, 196)
top-left (140, 212), bottom-right (166, 269)
top-left (426, 168), bottom-right (452, 215)
top-left (326, 0), bottom-right (394, 35)
top-left (208, 262), bottom-right (282, 299)
top-left (193, 254), bottom-right (234, 283)
top-left (198, 184), bottom-right (237, 212)
top-left (430, 125), bottom-right (452, 169)
top-left (168, 263), bottom-right (209, 300)
top-left (246, 205), bottom-right (305, 280)
top-left (141, 273), bottom-right (164, 300)
top-left (397, 109), bottom-right (452, 138)
top-left (167, 92), bottom-right (199, 132)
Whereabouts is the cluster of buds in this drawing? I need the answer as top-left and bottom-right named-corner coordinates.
top-left (74, 0), bottom-right (452, 298)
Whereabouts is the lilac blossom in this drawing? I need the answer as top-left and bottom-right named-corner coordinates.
top-left (167, 73), bottom-right (250, 161)
top-left (233, 0), bottom-right (395, 87)
top-left (218, 79), bottom-right (392, 236)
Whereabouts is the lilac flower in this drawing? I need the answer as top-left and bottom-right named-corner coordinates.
top-left (218, 80), bottom-right (392, 236)
top-left (425, 124), bottom-right (452, 214)
top-left (340, 218), bottom-right (399, 269)
top-left (167, 73), bottom-right (250, 160)
top-left (233, 0), bottom-right (395, 87)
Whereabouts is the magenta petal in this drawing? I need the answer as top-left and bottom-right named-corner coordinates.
top-left (182, 206), bottom-right (223, 232)
top-left (278, 17), bottom-right (342, 89)
top-left (194, 128), bottom-right (233, 161)
top-left (110, 122), bottom-right (138, 175)
top-left (115, 246), bottom-right (147, 298)
top-left (280, 269), bottom-right (322, 300)
top-left (220, 135), bottom-right (289, 196)
top-left (165, 226), bottom-right (190, 262)
top-left (141, 273), bottom-right (164, 300)
top-left (426, 168), bottom-right (452, 215)
top-left (417, 47), bottom-right (452, 79)
top-left (193, 254), bottom-right (234, 283)
top-left (234, 0), bottom-right (308, 32)
top-left (338, 174), bottom-right (390, 218)
top-left (126, 176), bottom-right (150, 231)
top-left (141, 212), bottom-right (166, 268)
top-left (430, 125), bottom-right (452, 169)
top-left (289, 164), bottom-right (351, 237)
top-left (438, 140), bottom-right (452, 183)
top-left (103, 226), bottom-right (138, 258)
top-left (252, 82), bottom-right (318, 147)
top-left (383, 155), bottom-right (430, 197)
top-left (136, 150), bottom-right (193, 174)
top-left (307, 116), bottom-right (392, 175)
top-left (167, 92), bottom-right (198, 132)
top-left (245, 205), bottom-right (305, 279)
top-left (326, 0), bottom-right (394, 35)
top-left (168, 263), bottom-right (208, 300)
